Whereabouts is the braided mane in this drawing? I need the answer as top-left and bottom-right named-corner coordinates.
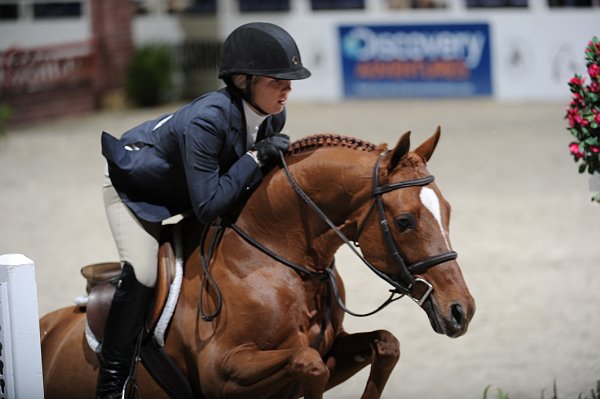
top-left (290, 134), bottom-right (378, 154)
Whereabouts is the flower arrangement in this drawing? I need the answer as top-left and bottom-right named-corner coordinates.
top-left (566, 36), bottom-right (600, 202)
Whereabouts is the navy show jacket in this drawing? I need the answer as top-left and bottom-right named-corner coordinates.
top-left (101, 87), bottom-right (286, 224)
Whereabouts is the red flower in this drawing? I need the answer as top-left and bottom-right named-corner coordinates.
top-left (572, 113), bottom-right (588, 126)
top-left (570, 76), bottom-right (585, 86)
top-left (572, 92), bottom-right (586, 106)
top-left (592, 146), bottom-right (600, 154)
top-left (567, 108), bottom-right (579, 127)
top-left (570, 142), bottom-right (585, 160)
top-left (590, 82), bottom-right (600, 93)
top-left (589, 64), bottom-right (600, 79)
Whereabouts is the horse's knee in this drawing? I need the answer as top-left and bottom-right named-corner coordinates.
top-left (372, 330), bottom-right (400, 368)
top-left (290, 348), bottom-right (329, 386)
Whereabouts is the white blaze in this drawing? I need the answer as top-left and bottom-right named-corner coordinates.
top-left (419, 187), bottom-right (451, 249)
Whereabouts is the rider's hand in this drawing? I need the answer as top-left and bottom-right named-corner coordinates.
top-left (254, 134), bottom-right (290, 164)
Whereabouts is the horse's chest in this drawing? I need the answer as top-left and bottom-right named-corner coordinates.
top-left (233, 274), bottom-right (337, 351)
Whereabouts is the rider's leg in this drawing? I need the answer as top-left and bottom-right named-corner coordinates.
top-left (103, 172), bottom-right (161, 288)
top-left (98, 176), bottom-right (161, 398)
top-left (96, 263), bottom-right (153, 398)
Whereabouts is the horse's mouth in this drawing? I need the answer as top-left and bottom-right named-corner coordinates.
top-left (421, 297), bottom-right (471, 338)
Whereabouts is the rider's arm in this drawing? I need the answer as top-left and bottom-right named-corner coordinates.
top-left (181, 114), bottom-right (263, 225)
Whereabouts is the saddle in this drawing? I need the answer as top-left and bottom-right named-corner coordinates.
top-left (80, 237), bottom-right (177, 343)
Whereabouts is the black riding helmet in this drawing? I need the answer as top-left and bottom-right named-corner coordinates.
top-left (219, 22), bottom-right (311, 80)
top-left (219, 22), bottom-right (311, 114)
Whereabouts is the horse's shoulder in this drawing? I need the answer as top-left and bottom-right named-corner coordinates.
top-left (40, 306), bottom-right (86, 343)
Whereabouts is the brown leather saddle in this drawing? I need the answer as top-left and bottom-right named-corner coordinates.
top-left (81, 237), bottom-right (177, 342)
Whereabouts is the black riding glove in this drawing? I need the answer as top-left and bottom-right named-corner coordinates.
top-left (254, 134), bottom-right (290, 164)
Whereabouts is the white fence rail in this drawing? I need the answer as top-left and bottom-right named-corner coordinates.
top-left (0, 254), bottom-right (44, 399)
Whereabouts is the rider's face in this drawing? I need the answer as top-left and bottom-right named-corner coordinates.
top-left (251, 77), bottom-right (292, 115)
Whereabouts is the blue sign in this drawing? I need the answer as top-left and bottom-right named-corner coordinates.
top-left (339, 23), bottom-right (492, 98)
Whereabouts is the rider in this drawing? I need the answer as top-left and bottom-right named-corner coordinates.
top-left (98, 22), bottom-right (311, 398)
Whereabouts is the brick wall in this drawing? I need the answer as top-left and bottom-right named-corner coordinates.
top-left (2, 84), bottom-right (96, 126)
top-left (90, 0), bottom-right (134, 94)
top-left (0, 0), bottom-right (134, 127)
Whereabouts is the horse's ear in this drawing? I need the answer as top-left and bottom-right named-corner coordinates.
top-left (414, 126), bottom-right (441, 162)
top-left (383, 131), bottom-right (411, 171)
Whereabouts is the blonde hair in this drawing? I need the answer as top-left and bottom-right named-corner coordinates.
top-left (231, 75), bottom-right (264, 93)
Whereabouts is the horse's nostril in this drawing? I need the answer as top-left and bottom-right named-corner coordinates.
top-left (451, 303), bottom-right (464, 327)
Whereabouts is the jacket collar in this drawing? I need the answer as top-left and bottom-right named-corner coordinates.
top-left (224, 86), bottom-right (276, 156)
top-left (224, 87), bottom-right (247, 157)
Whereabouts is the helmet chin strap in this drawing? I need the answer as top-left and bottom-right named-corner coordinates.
top-left (244, 75), bottom-right (269, 116)
top-left (223, 75), bottom-right (271, 117)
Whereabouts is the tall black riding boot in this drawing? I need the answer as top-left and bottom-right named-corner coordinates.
top-left (96, 263), bottom-right (153, 399)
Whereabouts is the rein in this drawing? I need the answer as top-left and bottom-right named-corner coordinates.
top-left (230, 223), bottom-right (403, 318)
top-left (198, 224), bottom-right (226, 321)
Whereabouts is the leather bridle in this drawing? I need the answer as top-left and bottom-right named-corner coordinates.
top-left (352, 153), bottom-right (458, 306)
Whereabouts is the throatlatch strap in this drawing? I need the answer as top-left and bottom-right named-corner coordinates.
top-left (140, 339), bottom-right (196, 399)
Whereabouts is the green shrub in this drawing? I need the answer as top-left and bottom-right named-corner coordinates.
top-left (484, 379), bottom-right (600, 399)
top-left (484, 385), bottom-right (510, 399)
top-left (125, 44), bottom-right (173, 107)
top-left (578, 380), bottom-right (600, 399)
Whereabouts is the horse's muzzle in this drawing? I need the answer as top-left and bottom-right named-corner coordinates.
top-left (423, 296), bottom-right (475, 338)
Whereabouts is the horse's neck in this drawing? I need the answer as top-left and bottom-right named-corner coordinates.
top-left (237, 148), bottom-right (374, 270)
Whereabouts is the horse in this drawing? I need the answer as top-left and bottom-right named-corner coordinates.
top-left (40, 129), bottom-right (475, 399)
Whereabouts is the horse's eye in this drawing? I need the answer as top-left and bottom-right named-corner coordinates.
top-left (395, 214), bottom-right (415, 232)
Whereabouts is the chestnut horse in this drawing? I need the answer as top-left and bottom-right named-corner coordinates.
top-left (40, 129), bottom-right (475, 398)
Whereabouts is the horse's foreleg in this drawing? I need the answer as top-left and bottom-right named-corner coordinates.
top-left (289, 346), bottom-right (329, 399)
top-left (325, 329), bottom-right (400, 399)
